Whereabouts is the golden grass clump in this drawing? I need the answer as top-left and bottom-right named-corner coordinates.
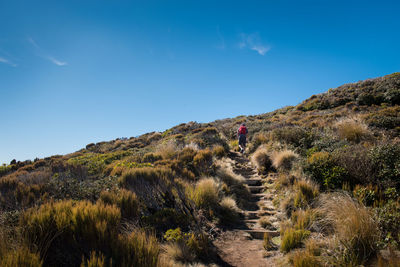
top-left (116, 230), bottom-right (160, 267)
top-left (21, 200), bottom-right (121, 266)
top-left (280, 228), bottom-right (310, 253)
top-left (294, 179), bottom-right (319, 208)
top-left (251, 146), bottom-right (272, 173)
top-left (193, 149), bottom-right (213, 173)
top-left (212, 145), bottom-right (226, 158)
top-left (263, 232), bottom-right (275, 250)
top-left (291, 209), bottom-right (316, 231)
top-left (259, 217), bottom-right (272, 229)
top-left (219, 196), bottom-right (238, 212)
top-left (318, 193), bottom-right (379, 263)
top-left (0, 248), bottom-right (43, 267)
top-left (271, 150), bottom-right (298, 172)
top-left (290, 249), bottom-right (321, 267)
top-left (161, 242), bottom-right (195, 264)
top-left (80, 251), bottom-right (106, 267)
top-left (335, 117), bottom-right (370, 143)
top-left (99, 189), bottom-right (139, 219)
top-left (192, 178), bottom-right (220, 209)
top-left (157, 140), bottom-right (178, 159)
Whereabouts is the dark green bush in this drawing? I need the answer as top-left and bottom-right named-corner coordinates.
top-left (370, 144), bottom-right (400, 189)
top-left (304, 152), bottom-right (348, 189)
top-left (271, 126), bottom-right (315, 149)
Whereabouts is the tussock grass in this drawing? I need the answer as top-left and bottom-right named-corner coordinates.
top-left (335, 117), bottom-right (370, 143)
top-left (271, 150), bottom-right (298, 172)
top-left (80, 251), bottom-right (106, 267)
top-left (99, 189), bottom-right (139, 219)
top-left (259, 217), bottom-right (272, 229)
top-left (119, 167), bottom-right (173, 188)
top-left (192, 178), bottom-right (220, 210)
top-left (281, 228), bottom-right (310, 253)
top-left (212, 145), bottom-right (226, 158)
top-left (0, 248), bottom-right (43, 267)
top-left (318, 193), bottom-right (378, 264)
top-left (290, 249), bottom-right (321, 267)
top-left (219, 196), bottom-right (238, 212)
top-left (291, 209), bottom-right (316, 231)
top-left (251, 146), bottom-right (272, 173)
top-left (294, 179), bottom-right (319, 208)
top-left (161, 242), bottom-right (195, 264)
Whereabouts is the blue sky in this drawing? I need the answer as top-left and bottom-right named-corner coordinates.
top-left (1, 0), bottom-right (400, 164)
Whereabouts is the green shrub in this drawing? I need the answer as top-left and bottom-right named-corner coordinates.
top-left (353, 185), bottom-right (378, 206)
top-left (281, 228), bottom-right (310, 253)
top-left (304, 152), bottom-right (348, 189)
top-left (271, 127), bottom-right (315, 149)
top-left (370, 144), bottom-right (400, 189)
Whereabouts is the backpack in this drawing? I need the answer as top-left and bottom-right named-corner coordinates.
top-left (239, 126), bottom-right (247, 135)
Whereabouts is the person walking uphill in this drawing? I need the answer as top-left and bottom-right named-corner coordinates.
top-left (237, 123), bottom-right (248, 154)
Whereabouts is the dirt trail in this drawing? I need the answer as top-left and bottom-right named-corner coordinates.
top-left (213, 151), bottom-right (284, 267)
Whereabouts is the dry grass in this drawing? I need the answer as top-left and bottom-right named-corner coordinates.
top-left (317, 193), bottom-right (379, 263)
top-left (81, 251), bottom-right (106, 267)
top-left (157, 140), bottom-right (178, 159)
top-left (290, 249), bottom-right (321, 267)
top-left (335, 117), bottom-right (370, 143)
top-left (291, 209), bottom-right (316, 231)
top-left (293, 179), bottom-right (319, 208)
top-left (212, 145), bottom-right (226, 158)
top-left (0, 248), bottom-right (43, 267)
top-left (271, 150), bottom-right (298, 172)
top-left (161, 242), bottom-right (195, 264)
top-left (259, 217), bottom-right (272, 229)
top-left (192, 178), bottom-right (220, 209)
top-left (251, 146), bottom-right (272, 173)
top-left (281, 228), bottom-right (310, 253)
top-left (219, 196), bottom-right (238, 212)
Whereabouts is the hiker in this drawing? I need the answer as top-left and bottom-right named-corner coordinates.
top-left (237, 123), bottom-right (248, 154)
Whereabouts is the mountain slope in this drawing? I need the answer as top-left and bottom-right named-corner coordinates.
top-left (0, 72), bottom-right (399, 266)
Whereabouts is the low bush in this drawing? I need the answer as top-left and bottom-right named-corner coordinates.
top-left (271, 150), bottom-right (298, 172)
top-left (304, 152), bottom-right (348, 189)
top-left (281, 228), bottom-right (310, 253)
top-left (370, 144), bottom-right (400, 189)
top-left (271, 127), bottom-right (315, 149)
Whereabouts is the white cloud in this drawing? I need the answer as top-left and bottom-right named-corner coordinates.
top-left (239, 33), bottom-right (270, 56)
top-left (47, 56), bottom-right (67, 66)
top-left (28, 37), bottom-right (67, 66)
top-left (0, 56), bottom-right (17, 67)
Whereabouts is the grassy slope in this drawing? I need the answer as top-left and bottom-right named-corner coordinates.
top-left (0, 72), bottom-right (399, 266)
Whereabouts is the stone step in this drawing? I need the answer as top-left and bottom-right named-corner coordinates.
top-left (250, 193), bottom-right (266, 201)
top-left (245, 211), bottom-right (260, 219)
top-left (244, 179), bottom-right (262, 186)
top-left (248, 186), bottom-right (264, 194)
top-left (245, 230), bottom-right (280, 239)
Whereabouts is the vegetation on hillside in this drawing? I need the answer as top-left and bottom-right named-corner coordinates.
top-left (1, 73), bottom-right (400, 266)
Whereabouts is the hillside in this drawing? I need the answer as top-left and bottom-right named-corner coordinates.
top-left (1, 73), bottom-right (400, 266)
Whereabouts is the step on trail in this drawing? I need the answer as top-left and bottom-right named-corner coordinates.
top-left (213, 151), bottom-right (283, 267)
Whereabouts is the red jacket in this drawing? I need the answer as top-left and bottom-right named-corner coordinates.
top-left (238, 126), bottom-right (248, 136)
